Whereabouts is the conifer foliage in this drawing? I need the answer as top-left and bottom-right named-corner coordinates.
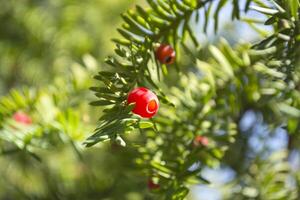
top-left (0, 0), bottom-right (299, 199)
top-left (85, 0), bottom-right (300, 199)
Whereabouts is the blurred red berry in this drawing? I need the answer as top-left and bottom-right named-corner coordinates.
top-left (147, 179), bottom-right (160, 190)
top-left (13, 111), bottom-right (32, 125)
top-left (110, 141), bottom-right (124, 152)
top-left (127, 87), bottom-right (159, 118)
top-left (193, 135), bottom-right (209, 147)
top-left (155, 44), bottom-right (176, 64)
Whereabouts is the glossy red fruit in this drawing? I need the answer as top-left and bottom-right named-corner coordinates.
top-left (13, 111), bottom-right (32, 125)
top-left (193, 135), bottom-right (209, 147)
top-left (127, 87), bottom-right (159, 118)
top-left (155, 44), bottom-right (176, 64)
top-left (147, 179), bottom-right (160, 190)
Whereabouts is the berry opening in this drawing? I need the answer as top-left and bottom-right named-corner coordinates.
top-left (164, 56), bottom-right (173, 64)
top-left (146, 99), bottom-right (158, 113)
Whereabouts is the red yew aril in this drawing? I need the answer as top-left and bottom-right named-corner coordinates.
top-left (193, 135), bottom-right (209, 147)
top-left (127, 87), bottom-right (159, 118)
top-left (13, 111), bottom-right (32, 125)
top-left (155, 44), bottom-right (176, 64)
top-left (147, 179), bottom-right (160, 190)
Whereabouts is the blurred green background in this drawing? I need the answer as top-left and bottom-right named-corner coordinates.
top-left (0, 0), bottom-right (139, 93)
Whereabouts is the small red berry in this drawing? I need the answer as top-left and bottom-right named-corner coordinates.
top-left (110, 142), bottom-right (123, 153)
top-left (127, 87), bottom-right (159, 118)
top-left (155, 44), bottom-right (176, 64)
top-left (147, 179), bottom-right (160, 190)
top-left (193, 136), bottom-right (209, 147)
top-left (13, 111), bottom-right (32, 125)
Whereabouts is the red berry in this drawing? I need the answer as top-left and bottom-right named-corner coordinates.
top-left (110, 142), bottom-right (122, 152)
top-left (127, 87), bottom-right (159, 118)
top-left (193, 136), bottom-right (209, 147)
top-left (155, 44), bottom-right (176, 64)
top-left (147, 179), bottom-right (160, 190)
top-left (13, 111), bottom-right (32, 125)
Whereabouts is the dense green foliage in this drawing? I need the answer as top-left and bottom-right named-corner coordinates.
top-left (0, 0), bottom-right (300, 199)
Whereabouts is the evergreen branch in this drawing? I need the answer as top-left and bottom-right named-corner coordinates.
top-left (87, 0), bottom-right (252, 146)
top-left (86, 0), bottom-right (216, 146)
